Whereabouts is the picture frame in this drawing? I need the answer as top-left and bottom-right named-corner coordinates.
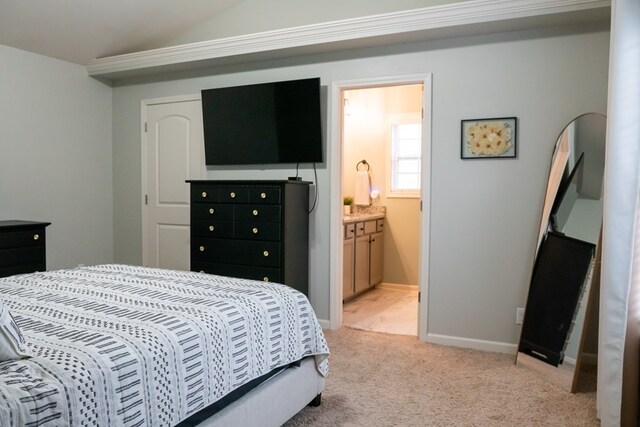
top-left (461, 117), bottom-right (517, 159)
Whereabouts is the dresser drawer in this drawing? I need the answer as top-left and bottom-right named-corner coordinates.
top-left (344, 223), bottom-right (355, 239)
top-left (0, 263), bottom-right (46, 278)
top-left (191, 186), bottom-right (219, 203)
top-left (192, 262), bottom-right (281, 283)
top-left (364, 220), bottom-right (377, 234)
top-left (248, 187), bottom-right (281, 204)
top-left (191, 204), bottom-right (233, 220)
top-left (0, 229), bottom-right (46, 249)
top-left (192, 238), bottom-right (281, 267)
top-left (234, 222), bottom-right (281, 241)
top-left (191, 220), bottom-right (234, 238)
top-left (218, 187), bottom-right (249, 203)
top-left (0, 246), bottom-right (46, 267)
top-left (235, 205), bottom-right (281, 223)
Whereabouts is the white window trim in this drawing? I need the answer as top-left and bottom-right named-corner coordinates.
top-left (387, 112), bottom-right (422, 198)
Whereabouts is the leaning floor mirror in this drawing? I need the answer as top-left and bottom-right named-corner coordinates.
top-left (516, 113), bottom-right (606, 392)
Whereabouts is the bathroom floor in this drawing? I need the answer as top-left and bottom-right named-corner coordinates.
top-left (342, 286), bottom-right (418, 336)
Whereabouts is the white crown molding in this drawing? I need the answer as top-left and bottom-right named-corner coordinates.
top-left (87, 0), bottom-right (610, 79)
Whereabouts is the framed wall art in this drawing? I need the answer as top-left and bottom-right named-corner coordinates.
top-left (461, 117), bottom-right (517, 159)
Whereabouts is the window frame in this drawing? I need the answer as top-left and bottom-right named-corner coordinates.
top-left (387, 113), bottom-right (422, 198)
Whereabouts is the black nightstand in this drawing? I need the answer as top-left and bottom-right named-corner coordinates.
top-left (0, 220), bottom-right (50, 278)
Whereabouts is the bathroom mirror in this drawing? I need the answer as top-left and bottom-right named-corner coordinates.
top-left (516, 113), bottom-right (606, 392)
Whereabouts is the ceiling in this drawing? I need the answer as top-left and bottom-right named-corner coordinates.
top-left (0, 0), bottom-right (244, 65)
top-left (0, 0), bottom-right (611, 80)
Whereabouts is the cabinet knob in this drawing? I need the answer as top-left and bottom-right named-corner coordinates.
top-left (230, 192), bottom-right (236, 199)
top-left (263, 250), bottom-right (269, 257)
top-left (33, 234), bottom-right (40, 241)
top-left (209, 225), bottom-right (215, 232)
top-left (263, 277), bottom-right (269, 282)
top-left (209, 208), bottom-right (215, 214)
top-left (201, 191), bottom-right (207, 198)
top-left (199, 246), bottom-right (205, 252)
top-left (260, 192), bottom-right (267, 199)
top-left (252, 227), bottom-right (259, 234)
top-left (252, 209), bottom-right (259, 216)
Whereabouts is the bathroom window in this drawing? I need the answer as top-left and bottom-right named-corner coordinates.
top-left (388, 115), bottom-right (422, 198)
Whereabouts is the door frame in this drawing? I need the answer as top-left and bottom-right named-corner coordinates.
top-left (328, 74), bottom-right (432, 342)
top-left (140, 93), bottom-right (203, 267)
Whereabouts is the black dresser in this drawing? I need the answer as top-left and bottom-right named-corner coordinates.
top-left (188, 180), bottom-right (310, 295)
top-left (0, 220), bottom-right (50, 278)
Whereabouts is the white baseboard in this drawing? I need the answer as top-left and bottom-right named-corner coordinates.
top-left (376, 282), bottom-right (419, 292)
top-left (426, 333), bottom-right (517, 354)
top-left (317, 319), bottom-right (332, 329)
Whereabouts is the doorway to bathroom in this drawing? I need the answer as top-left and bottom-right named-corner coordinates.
top-left (329, 75), bottom-right (432, 340)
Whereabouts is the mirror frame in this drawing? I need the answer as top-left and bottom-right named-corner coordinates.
top-left (515, 112), bottom-right (606, 393)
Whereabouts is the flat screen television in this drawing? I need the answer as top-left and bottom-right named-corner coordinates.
top-left (201, 77), bottom-right (323, 165)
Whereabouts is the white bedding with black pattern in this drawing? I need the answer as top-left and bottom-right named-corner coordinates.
top-left (0, 265), bottom-right (329, 427)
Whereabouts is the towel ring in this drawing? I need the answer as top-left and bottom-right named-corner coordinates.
top-left (356, 159), bottom-right (370, 172)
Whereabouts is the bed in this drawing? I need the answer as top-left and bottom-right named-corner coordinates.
top-left (0, 264), bottom-right (329, 426)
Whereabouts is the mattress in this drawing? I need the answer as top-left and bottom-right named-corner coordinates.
top-left (0, 265), bottom-right (329, 426)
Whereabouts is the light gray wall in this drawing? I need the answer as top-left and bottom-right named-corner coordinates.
top-left (0, 44), bottom-right (113, 270)
top-left (112, 26), bottom-right (609, 346)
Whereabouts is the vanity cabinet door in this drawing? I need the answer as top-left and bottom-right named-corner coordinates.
top-left (369, 232), bottom-right (384, 286)
top-left (354, 235), bottom-right (370, 293)
top-left (343, 236), bottom-right (355, 299)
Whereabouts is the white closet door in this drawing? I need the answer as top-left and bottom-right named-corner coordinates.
top-left (143, 98), bottom-right (204, 270)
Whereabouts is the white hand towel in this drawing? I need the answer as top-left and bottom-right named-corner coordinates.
top-left (354, 170), bottom-right (371, 206)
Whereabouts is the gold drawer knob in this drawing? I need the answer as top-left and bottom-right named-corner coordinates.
top-left (252, 209), bottom-right (259, 216)
top-left (263, 277), bottom-right (269, 282)
top-left (209, 208), bottom-right (215, 214)
top-left (33, 234), bottom-right (40, 241)
top-left (263, 250), bottom-right (269, 257)
top-left (252, 227), bottom-right (259, 234)
top-left (201, 191), bottom-right (207, 198)
top-left (199, 246), bottom-right (205, 252)
top-left (209, 225), bottom-right (215, 232)
top-left (260, 192), bottom-right (267, 199)
top-left (230, 192), bottom-right (236, 199)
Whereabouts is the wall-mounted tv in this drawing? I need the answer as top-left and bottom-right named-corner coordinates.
top-left (201, 77), bottom-right (323, 165)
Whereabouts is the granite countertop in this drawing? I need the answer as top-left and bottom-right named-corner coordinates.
top-left (343, 212), bottom-right (385, 224)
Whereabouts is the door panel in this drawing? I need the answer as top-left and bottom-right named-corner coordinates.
top-left (157, 224), bottom-right (190, 270)
top-left (144, 99), bottom-right (204, 270)
top-left (157, 116), bottom-right (191, 205)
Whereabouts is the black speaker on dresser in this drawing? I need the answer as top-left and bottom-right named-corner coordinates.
top-left (188, 180), bottom-right (310, 296)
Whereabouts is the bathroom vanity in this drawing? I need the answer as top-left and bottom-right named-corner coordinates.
top-left (343, 212), bottom-right (385, 302)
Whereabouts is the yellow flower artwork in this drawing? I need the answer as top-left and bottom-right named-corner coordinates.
top-left (462, 117), bottom-right (517, 159)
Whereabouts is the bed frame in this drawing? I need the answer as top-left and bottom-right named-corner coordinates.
top-left (196, 357), bottom-right (324, 426)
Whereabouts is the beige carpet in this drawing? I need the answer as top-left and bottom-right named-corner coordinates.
top-left (285, 327), bottom-right (598, 426)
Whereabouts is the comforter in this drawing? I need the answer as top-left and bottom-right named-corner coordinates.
top-left (0, 265), bottom-right (329, 426)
